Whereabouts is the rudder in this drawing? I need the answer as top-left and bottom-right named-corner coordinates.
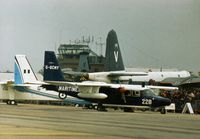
top-left (105, 29), bottom-right (125, 71)
top-left (43, 51), bottom-right (65, 81)
top-left (14, 55), bottom-right (38, 84)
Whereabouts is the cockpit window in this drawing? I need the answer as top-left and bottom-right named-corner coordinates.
top-left (133, 91), bottom-right (140, 97)
top-left (126, 91), bottom-right (140, 97)
top-left (141, 89), bottom-right (156, 97)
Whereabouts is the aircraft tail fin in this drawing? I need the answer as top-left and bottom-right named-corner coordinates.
top-left (43, 51), bottom-right (65, 81)
top-left (105, 29), bottom-right (125, 71)
top-left (14, 55), bottom-right (38, 84)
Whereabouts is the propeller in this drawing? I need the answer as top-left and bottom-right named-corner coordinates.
top-left (79, 73), bottom-right (89, 81)
top-left (118, 87), bottom-right (127, 103)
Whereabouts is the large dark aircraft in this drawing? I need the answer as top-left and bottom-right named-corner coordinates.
top-left (43, 51), bottom-right (171, 113)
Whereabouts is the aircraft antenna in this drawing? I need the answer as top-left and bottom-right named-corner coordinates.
top-left (96, 37), bottom-right (105, 56)
top-left (55, 42), bottom-right (57, 53)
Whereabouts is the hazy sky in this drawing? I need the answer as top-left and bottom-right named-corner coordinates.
top-left (0, 0), bottom-right (200, 73)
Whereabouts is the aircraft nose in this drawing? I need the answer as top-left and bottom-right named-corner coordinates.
top-left (163, 98), bottom-right (171, 106)
top-left (152, 97), bottom-right (171, 107)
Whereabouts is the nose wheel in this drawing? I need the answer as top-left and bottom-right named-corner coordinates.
top-left (160, 108), bottom-right (166, 114)
top-left (58, 92), bottom-right (67, 99)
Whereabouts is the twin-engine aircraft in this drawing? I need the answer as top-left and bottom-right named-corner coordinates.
top-left (0, 55), bottom-right (89, 105)
top-left (43, 51), bottom-right (171, 113)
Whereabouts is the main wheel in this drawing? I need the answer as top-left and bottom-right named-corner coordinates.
top-left (160, 108), bottom-right (166, 114)
top-left (10, 100), bottom-right (17, 105)
top-left (6, 100), bottom-right (11, 105)
top-left (7, 100), bottom-right (17, 105)
top-left (124, 107), bottom-right (134, 112)
top-left (97, 103), bottom-right (107, 111)
top-left (58, 92), bottom-right (67, 99)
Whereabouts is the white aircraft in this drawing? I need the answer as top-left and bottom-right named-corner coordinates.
top-left (83, 30), bottom-right (191, 85)
top-left (87, 70), bottom-right (190, 85)
top-left (0, 55), bottom-right (89, 105)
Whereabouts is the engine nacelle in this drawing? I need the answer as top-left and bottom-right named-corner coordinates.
top-left (77, 93), bottom-right (107, 99)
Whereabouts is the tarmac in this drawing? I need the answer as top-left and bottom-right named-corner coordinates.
top-left (0, 103), bottom-right (200, 139)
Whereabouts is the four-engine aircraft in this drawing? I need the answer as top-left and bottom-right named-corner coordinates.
top-left (80, 30), bottom-right (191, 86)
top-left (43, 51), bottom-right (171, 113)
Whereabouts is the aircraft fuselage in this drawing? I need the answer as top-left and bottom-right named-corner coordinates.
top-left (87, 70), bottom-right (191, 85)
top-left (45, 85), bottom-right (171, 109)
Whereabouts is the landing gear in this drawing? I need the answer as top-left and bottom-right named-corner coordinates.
top-left (141, 108), bottom-right (146, 112)
top-left (7, 100), bottom-right (17, 105)
top-left (160, 108), bottom-right (166, 114)
top-left (97, 103), bottom-right (107, 112)
top-left (58, 92), bottom-right (67, 99)
top-left (124, 107), bottom-right (135, 112)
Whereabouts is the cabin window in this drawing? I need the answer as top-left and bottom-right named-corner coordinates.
top-left (24, 70), bottom-right (26, 74)
top-left (141, 89), bottom-right (156, 97)
top-left (131, 91), bottom-right (140, 97)
top-left (125, 91), bottom-right (133, 97)
top-left (28, 70), bottom-right (30, 74)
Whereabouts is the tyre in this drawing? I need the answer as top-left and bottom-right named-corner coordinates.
top-left (10, 100), bottom-right (17, 105)
top-left (160, 108), bottom-right (166, 114)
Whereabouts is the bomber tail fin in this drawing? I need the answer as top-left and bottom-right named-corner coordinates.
top-left (105, 29), bottom-right (125, 71)
top-left (43, 51), bottom-right (65, 81)
top-left (14, 55), bottom-right (38, 84)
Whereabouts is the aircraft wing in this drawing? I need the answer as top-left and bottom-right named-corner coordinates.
top-left (109, 84), bottom-right (149, 91)
top-left (107, 83), bottom-right (178, 91)
top-left (23, 81), bottom-right (49, 85)
top-left (45, 80), bottom-right (110, 87)
top-left (0, 80), bottom-right (45, 87)
top-left (148, 85), bottom-right (178, 90)
top-left (8, 81), bottom-right (49, 87)
top-left (45, 80), bottom-right (150, 92)
top-left (107, 72), bottom-right (148, 77)
top-left (44, 80), bottom-right (111, 99)
top-left (0, 80), bottom-right (39, 88)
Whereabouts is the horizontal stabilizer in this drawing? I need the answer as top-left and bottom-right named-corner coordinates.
top-left (109, 84), bottom-right (149, 91)
top-left (148, 85), bottom-right (178, 90)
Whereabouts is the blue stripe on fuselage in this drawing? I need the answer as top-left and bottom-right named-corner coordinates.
top-left (14, 61), bottom-right (23, 84)
top-left (14, 86), bottom-right (90, 105)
